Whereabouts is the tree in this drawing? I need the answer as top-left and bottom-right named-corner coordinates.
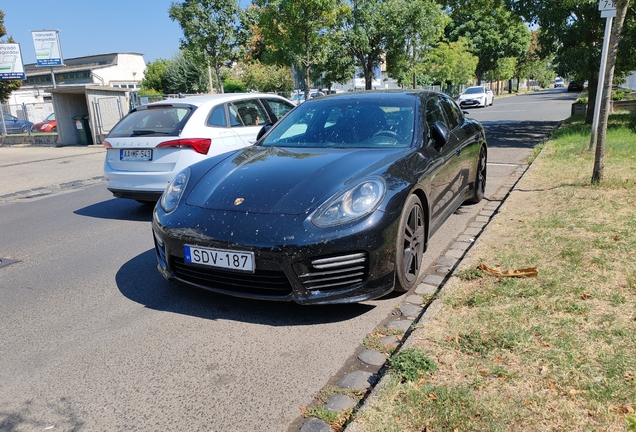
top-left (445, 2), bottom-right (530, 86)
top-left (255, 0), bottom-right (342, 99)
top-left (384, 0), bottom-right (447, 88)
top-left (231, 61), bottom-right (294, 93)
top-left (425, 38), bottom-right (478, 90)
top-left (515, 30), bottom-right (553, 90)
top-left (140, 59), bottom-right (170, 93)
top-left (507, 0), bottom-right (636, 124)
top-left (592, 0), bottom-right (631, 183)
top-left (0, 10), bottom-right (22, 104)
top-left (339, 0), bottom-right (390, 90)
top-left (169, 0), bottom-right (244, 94)
top-left (163, 51), bottom-right (210, 94)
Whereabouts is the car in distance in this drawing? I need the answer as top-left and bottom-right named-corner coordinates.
top-left (554, 77), bottom-right (565, 88)
top-left (2, 114), bottom-right (34, 134)
top-left (568, 81), bottom-right (584, 92)
top-left (152, 90), bottom-right (488, 305)
top-left (457, 86), bottom-right (494, 108)
top-left (31, 112), bottom-right (57, 133)
top-left (103, 93), bottom-right (295, 203)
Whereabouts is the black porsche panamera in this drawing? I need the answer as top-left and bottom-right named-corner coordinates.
top-left (152, 90), bottom-right (487, 305)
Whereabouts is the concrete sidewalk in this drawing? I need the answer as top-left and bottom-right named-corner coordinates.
top-left (0, 144), bottom-right (106, 200)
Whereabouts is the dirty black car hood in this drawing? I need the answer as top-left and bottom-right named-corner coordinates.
top-left (185, 146), bottom-right (409, 215)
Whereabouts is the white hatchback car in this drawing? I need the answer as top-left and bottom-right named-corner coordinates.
top-left (104, 93), bottom-right (295, 202)
top-left (457, 86), bottom-right (494, 108)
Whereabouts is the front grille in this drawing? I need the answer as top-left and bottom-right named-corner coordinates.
top-left (171, 256), bottom-right (293, 297)
top-left (297, 252), bottom-right (369, 291)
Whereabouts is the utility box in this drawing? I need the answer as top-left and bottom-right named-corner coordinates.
top-left (72, 115), bottom-right (93, 145)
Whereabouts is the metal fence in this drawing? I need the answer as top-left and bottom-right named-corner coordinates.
top-left (1, 101), bottom-right (54, 135)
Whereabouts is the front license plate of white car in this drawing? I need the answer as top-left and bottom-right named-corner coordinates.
top-left (184, 245), bottom-right (255, 273)
top-left (120, 149), bottom-right (152, 161)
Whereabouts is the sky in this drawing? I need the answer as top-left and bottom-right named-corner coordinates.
top-left (1, 0), bottom-right (241, 65)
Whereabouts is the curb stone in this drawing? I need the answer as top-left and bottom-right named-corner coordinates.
top-left (296, 162), bottom-right (530, 431)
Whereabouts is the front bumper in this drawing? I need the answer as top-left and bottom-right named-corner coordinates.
top-left (152, 205), bottom-right (400, 305)
top-left (459, 98), bottom-right (483, 108)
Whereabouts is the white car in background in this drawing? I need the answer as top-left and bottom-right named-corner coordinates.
top-left (457, 86), bottom-right (494, 108)
top-left (104, 93), bottom-right (295, 203)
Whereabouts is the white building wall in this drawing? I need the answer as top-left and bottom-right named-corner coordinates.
top-left (96, 53), bottom-right (146, 88)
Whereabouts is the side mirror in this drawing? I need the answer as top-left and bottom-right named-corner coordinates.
top-left (431, 121), bottom-right (450, 149)
top-left (256, 123), bottom-right (274, 141)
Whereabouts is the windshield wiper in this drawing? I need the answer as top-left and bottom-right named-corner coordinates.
top-left (132, 129), bottom-right (170, 136)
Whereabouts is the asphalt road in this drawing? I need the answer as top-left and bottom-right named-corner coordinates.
top-left (0, 88), bottom-right (577, 432)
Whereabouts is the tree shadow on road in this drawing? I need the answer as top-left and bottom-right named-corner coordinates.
top-left (116, 249), bottom-right (375, 326)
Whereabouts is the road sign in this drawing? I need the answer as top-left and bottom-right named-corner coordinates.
top-left (599, 0), bottom-right (616, 11)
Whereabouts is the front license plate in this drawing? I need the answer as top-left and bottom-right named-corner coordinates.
top-left (184, 245), bottom-right (255, 273)
top-left (120, 149), bottom-right (152, 161)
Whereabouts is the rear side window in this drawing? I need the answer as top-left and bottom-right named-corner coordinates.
top-left (206, 105), bottom-right (227, 127)
top-left (108, 106), bottom-right (191, 138)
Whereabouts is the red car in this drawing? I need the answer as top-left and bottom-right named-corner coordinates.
top-left (31, 113), bottom-right (57, 133)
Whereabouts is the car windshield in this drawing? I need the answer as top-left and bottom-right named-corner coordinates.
top-left (464, 87), bottom-right (484, 94)
top-left (261, 97), bottom-right (416, 149)
top-left (108, 105), bottom-right (192, 138)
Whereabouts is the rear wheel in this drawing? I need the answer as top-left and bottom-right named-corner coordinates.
top-left (467, 146), bottom-right (487, 204)
top-left (394, 195), bottom-right (426, 293)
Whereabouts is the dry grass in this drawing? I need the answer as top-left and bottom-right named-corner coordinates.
top-left (347, 112), bottom-right (636, 431)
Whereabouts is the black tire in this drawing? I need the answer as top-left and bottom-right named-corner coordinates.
top-left (52, 126), bottom-right (57, 132)
top-left (20, 125), bottom-right (27, 133)
top-left (467, 146), bottom-right (487, 204)
top-left (394, 194), bottom-right (426, 293)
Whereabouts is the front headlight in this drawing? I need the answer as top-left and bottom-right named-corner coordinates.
top-left (161, 167), bottom-right (190, 213)
top-left (312, 178), bottom-right (386, 228)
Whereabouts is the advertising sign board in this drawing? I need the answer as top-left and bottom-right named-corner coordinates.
top-left (0, 43), bottom-right (26, 80)
top-left (31, 30), bottom-right (63, 66)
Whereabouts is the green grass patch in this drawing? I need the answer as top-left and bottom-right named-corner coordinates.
top-left (347, 110), bottom-right (636, 431)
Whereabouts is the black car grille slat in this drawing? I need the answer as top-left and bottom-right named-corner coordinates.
top-left (298, 252), bottom-right (369, 291)
top-left (171, 256), bottom-right (292, 297)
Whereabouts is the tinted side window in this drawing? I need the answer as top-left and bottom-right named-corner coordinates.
top-left (439, 95), bottom-right (461, 130)
top-left (264, 98), bottom-right (294, 121)
top-left (425, 97), bottom-right (448, 147)
top-left (206, 105), bottom-right (227, 127)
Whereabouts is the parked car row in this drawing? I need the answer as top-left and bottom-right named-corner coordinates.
top-left (1, 112), bottom-right (58, 134)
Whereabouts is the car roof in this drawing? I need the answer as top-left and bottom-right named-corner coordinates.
top-left (311, 89), bottom-right (440, 101)
top-left (145, 93), bottom-right (289, 108)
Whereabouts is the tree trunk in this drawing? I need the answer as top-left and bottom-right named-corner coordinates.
top-left (592, 0), bottom-right (630, 184)
top-left (215, 64), bottom-right (224, 94)
top-left (585, 74), bottom-right (598, 125)
top-left (365, 57), bottom-right (373, 90)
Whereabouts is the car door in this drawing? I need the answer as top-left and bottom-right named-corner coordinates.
top-left (423, 95), bottom-right (466, 234)
top-left (203, 104), bottom-right (248, 154)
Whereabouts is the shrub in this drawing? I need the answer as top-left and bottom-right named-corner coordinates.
top-left (223, 79), bottom-right (247, 93)
top-left (389, 348), bottom-right (437, 382)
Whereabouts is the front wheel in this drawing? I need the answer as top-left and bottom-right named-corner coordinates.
top-left (394, 195), bottom-right (426, 293)
top-left (467, 146), bottom-right (487, 204)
